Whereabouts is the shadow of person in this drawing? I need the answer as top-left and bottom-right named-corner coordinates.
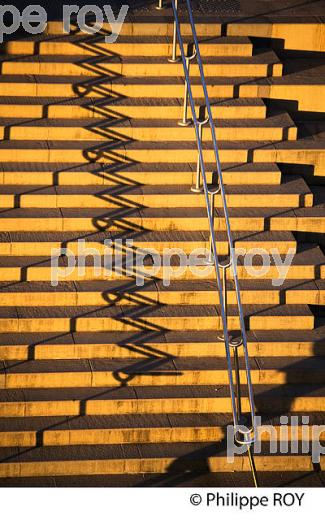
top-left (138, 439), bottom-right (228, 487)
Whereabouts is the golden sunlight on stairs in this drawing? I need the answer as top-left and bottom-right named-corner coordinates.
top-left (0, 12), bottom-right (324, 488)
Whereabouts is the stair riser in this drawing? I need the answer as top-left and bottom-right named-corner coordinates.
top-left (0, 290), bottom-right (322, 306)
top-left (0, 217), bottom-right (322, 233)
top-left (5, 41), bottom-right (253, 57)
top-left (0, 149), bottom-right (248, 163)
top-left (2, 126), bottom-right (297, 142)
top-left (0, 104), bottom-right (267, 120)
top-left (1, 396), bottom-right (324, 418)
top-left (241, 84), bottom-right (325, 113)
top-left (228, 22), bottom-right (325, 52)
top-left (46, 22), bottom-right (222, 38)
top-left (1, 369), bottom-right (322, 389)
top-left (0, 240), bottom-right (295, 256)
top-left (0, 265), bottom-right (316, 282)
top-left (0, 83), bottom-right (234, 98)
top-left (0, 193), bottom-right (309, 209)
top-left (0, 171), bottom-right (282, 186)
top-left (272, 218), bottom-right (325, 233)
top-left (1, 425), bottom-right (324, 447)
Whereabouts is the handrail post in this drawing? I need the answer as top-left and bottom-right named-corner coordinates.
top-left (168, 0), bottom-right (180, 62)
top-left (217, 260), bottom-right (243, 348)
top-left (191, 115), bottom-right (208, 193)
top-left (217, 260), bottom-right (231, 338)
top-left (207, 190), bottom-right (215, 264)
top-left (178, 46), bottom-right (196, 127)
top-left (205, 182), bottom-right (221, 265)
top-left (156, 0), bottom-right (164, 9)
top-left (221, 263), bottom-right (228, 329)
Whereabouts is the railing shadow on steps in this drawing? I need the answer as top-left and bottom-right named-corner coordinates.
top-left (0, 21), bottom-right (190, 393)
top-left (0, 23), bottom-right (151, 194)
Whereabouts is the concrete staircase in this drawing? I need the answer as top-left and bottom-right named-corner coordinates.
top-left (0, 13), bottom-right (324, 486)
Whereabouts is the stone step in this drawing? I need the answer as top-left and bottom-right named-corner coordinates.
top-left (0, 229), bottom-right (296, 256)
top-left (0, 443), bottom-right (321, 479)
top-left (0, 178), bottom-right (311, 209)
top-left (0, 206), bottom-right (323, 233)
top-left (0, 72), bottom-right (322, 114)
top-left (1, 383), bottom-right (325, 417)
top-left (0, 140), bottom-right (322, 173)
top-left (4, 36), bottom-right (254, 58)
top-left (0, 279), bottom-right (323, 306)
top-left (0, 162), bottom-right (282, 186)
top-left (0, 97), bottom-right (268, 120)
top-left (0, 243), bottom-right (322, 282)
top-left (0, 51), bottom-right (283, 78)
top-left (0, 412), bottom-right (324, 447)
top-left (0, 323), bottom-right (324, 360)
top-left (0, 303), bottom-right (315, 333)
top-left (2, 355), bottom-right (325, 388)
top-left (0, 113), bottom-right (297, 142)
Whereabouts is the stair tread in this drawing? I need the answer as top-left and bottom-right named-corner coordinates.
top-left (0, 70), bottom-right (323, 85)
top-left (0, 138), bottom-right (323, 149)
top-left (0, 206), bottom-right (306, 215)
top-left (5, 35), bottom-right (252, 45)
top-left (0, 414), bottom-right (228, 432)
top-left (3, 355), bottom-right (325, 374)
top-left (3, 357), bottom-right (248, 372)
top-left (0, 303), bottom-right (314, 318)
top-left (0, 322), bottom-right (323, 347)
top-left (0, 96), bottom-right (266, 107)
top-left (0, 113), bottom-right (294, 128)
top-left (0, 229), bottom-right (295, 242)
top-left (0, 75), bottom-right (274, 85)
top-left (1, 383), bottom-right (325, 402)
top-left (0, 161), bottom-right (281, 172)
top-left (2, 411), bottom-right (325, 432)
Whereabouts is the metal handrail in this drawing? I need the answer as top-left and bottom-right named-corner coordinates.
top-left (158, 0), bottom-right (258, 483)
